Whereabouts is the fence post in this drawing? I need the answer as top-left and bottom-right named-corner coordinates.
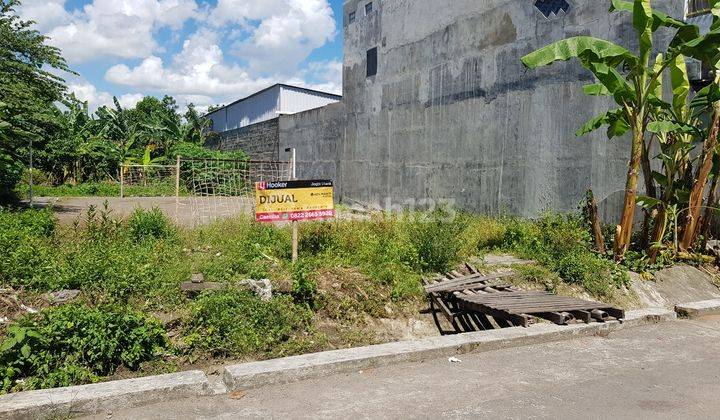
top-left (119, 163), bottom-right (124, 198)
top-left (175, 155), bottom-right (181, 205)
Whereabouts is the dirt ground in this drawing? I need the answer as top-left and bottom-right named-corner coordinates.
top-left (27, 196), bottom-right (255, 227)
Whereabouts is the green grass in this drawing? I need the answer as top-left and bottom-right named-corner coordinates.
top-left (0, 206), bottom-right (634, 392)
top-left (16, 181), bottom-right (184, 197)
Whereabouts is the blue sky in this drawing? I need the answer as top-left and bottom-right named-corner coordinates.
top-left (19, 0), bottom-right (345, 112)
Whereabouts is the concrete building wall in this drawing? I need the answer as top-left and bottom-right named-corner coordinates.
top-left (206, 118), bottom-right (280, 162)
top-left (338, 0), bottom-right (683, 218)
top-left (279, 102), bottom-right (346, 196)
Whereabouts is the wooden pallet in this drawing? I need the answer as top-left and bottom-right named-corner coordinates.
top-left (423, 263), bottom-right (625, 334)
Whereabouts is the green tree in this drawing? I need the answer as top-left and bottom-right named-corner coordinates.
top-left (0, 0), bottom-right (72, 200)
top-left (521, 0), bottom-right (697, 259)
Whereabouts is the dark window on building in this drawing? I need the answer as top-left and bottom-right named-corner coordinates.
top-left (688, 0), bottom-right (711, 16)
top-left (534, 0), bottom-right (570, 19)
top-left (365, 2), bottom-right (373, 15)
top-left (366, 47), bottom-right (377, 77)
top-left (348, 11), bottom-right (355, 23)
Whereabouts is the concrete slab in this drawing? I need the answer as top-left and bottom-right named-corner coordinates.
top-left (483, 254), bottom-right (535, 266)
top-left (631, 265), bottom-right (720, 308)
top-left (675, 299), bottom-right (720, 318)
top-left (0, 370), bottom-right (211, 420)
top-left (223, 308), bottom-right (675, 391)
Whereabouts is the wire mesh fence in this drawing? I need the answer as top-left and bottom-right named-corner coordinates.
top-left (180, 158), bottom-right (292, 225)
top-left (117, 158), bottom-right (292, 225)
top-left (120, 164), bottom-right (178, 197)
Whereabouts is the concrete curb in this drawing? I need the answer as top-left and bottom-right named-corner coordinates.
top-left (0, 370), bottom-right (211, 420)
top-left (675, 299), bottom-right (720, 318)
top-left (0, 308), bottom-right (675, 419)
top-left (223, 308), bottom-right (675, 391)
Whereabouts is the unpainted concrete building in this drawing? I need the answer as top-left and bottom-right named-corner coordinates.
top-left (205, 84), bottom-right (341, 161)
top-left (277, 0), bottom-right (691, 220)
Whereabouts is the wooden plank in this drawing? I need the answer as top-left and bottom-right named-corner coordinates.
top-left (423, 272), bottom-right (516, 292)
top-left (570, 310), bottom-right (592, 323)
top-left (460, 300), bottom-right (534, 327)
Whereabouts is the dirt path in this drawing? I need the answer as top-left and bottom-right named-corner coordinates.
top-left (29, 196), bottom-right (254, 227)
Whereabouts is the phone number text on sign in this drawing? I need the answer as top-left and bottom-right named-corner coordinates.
top-left (254, 180), bottom-right (335, 222)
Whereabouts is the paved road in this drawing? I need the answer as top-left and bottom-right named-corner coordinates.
top-left (29, 196), bottom-right (254, 227)
top-left (90, 317), bottom-right (720, 419)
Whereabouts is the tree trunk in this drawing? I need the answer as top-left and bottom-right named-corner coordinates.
top-left (614, 118), bottom-right (644, 260)
top-left (699, 173), bottom-right (720, 249)
top-left (648, 206), bottom-right (667, 263)
top-left (680, 108), bottom-right (720, 251)
top-left (586, 190), bottom-right (606, 254)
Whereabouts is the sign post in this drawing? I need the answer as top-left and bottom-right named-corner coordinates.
top-left (255, 148), bottom-right (334, 262)
top-left (290, 149), bottom-right (298, 263)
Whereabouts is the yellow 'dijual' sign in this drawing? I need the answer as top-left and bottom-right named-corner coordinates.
top-left (255, 180), bottom-right (335, 222)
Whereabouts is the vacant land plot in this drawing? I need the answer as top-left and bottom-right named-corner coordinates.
top-left (0, 206), bottom-right (641, 394)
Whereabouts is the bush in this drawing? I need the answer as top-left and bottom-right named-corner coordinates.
top-left (291, 259), bottom-right (318, 306)
top-left (0, 207), bottom-right (55, 237)
top-left (408, 210), bottom-right (467, 273)
top-left (127, 207), bottom-right (177, 242)
top-left (183, 290), bottom-right (312, 357)
top-left (497, 214), bottom-right (628, 297)
top-left (0, 209), bottom-right (59, 290)
top-left (0, 304), bottom-right (167, 392)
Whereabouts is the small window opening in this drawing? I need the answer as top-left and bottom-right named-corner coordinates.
top-left (348, 11), bottom-right (355, 23)
top-left (366, 47), bottom-right (377, 77)
top-left (365, 2), bottom-right (373, 15)
top-left (534, 0), bottom-right (570, 19)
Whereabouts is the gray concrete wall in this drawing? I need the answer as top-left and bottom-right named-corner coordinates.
top-left (206, 118), bottom-right (280, 161)
top-left (279, 102), bottom-right (346, 197)
top-left (339, 0), bottom-right (684, 219)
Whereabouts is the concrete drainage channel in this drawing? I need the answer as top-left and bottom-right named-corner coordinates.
top-left (3, 303), bottom-right (719, 419)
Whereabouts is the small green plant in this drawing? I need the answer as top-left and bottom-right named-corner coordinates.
top-left (409, 210), bottom-right (466, 273)
top-left (0, 304), bottom-right (167, 393)
top-left (291, 259), bottom-right (318, 307)
top-left (183, 289), bottom-right (312, 357)
top-left (127, 207), bottom-right (177, 242)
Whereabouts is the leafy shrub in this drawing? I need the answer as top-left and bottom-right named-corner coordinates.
top-left (299, 222), bottom-right (337, 255)
top-left (459, 215), bottom-right (507, 256)
top-left (0, 207), bottom-right (55, 237)
top-left (497, 214), bottom-right (628, 297)
top-left (291, 259), bottom-right (318, 306)
top-left (183, 290), bottom-right (312, 357)
top-left (408, 210), bottom-right (467, 273)
top-left (0, 150), bottom-right (22, 203)
top-left (127, 207), bottom-right (177, 242)
top-left (0, 209), bottom-right (59, 289)
top-left (0, 304), bottom-right (167, 392)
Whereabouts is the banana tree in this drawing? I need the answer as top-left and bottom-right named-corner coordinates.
top-left (522, 0), bottom-right (693, 259)
top-left (677, 1), bottom-right (720, 249)
top-left (643, 54), bottom-right (699, 260)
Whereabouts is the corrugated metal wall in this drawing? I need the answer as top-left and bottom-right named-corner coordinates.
top-left (279, 86), bottom-right (341, 115)
top-left (206, 85), bottom-right (340, 133)
top-left (225, 86), bottom-right (281, 130)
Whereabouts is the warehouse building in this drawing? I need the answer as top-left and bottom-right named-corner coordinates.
top-left (204, 84), bottom-right (340, 161)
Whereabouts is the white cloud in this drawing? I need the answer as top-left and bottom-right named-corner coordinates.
top-left (105, 29), bottom-right (275, 100)
top-left (29, 0), bottom-right (198, 63)
top-left (18, 0), bottom-right (71, 32)
top-left (105, 27), bottom-right (342, 107)
top-left (68, 80), bottom-right (144, 111)
top-left (21, 0), bottom-right (341, 110)
top-left (215, 0), bottom-right (336, 73)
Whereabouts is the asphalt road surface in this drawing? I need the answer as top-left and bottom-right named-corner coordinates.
top-left (85, 316), bottom-right (720, 419)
